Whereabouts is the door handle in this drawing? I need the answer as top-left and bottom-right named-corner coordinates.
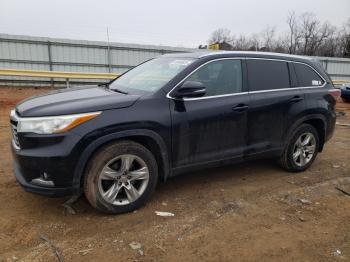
top-left (289, 96), bottom-right (304, 103)
top-left (232, 104), bottom-right (249, 112)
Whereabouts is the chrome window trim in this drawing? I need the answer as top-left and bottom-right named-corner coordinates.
top-left (245, 57), bottom-right (326, 88)
top-left (249, 86), bottom-right (324, 94)
top-left (166, 57), bottom-right (327, 101)
top-left (179, 91), bottom-right (249, 101)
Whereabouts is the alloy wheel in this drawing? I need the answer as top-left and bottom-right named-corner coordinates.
top-left (292, 132), bottom-right (316, 167)
top-left (98, 154), bottom-right (150, 205)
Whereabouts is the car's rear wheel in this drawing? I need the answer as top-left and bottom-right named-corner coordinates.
top-left (280, 124), bottom-right (319, 172)
top-left (84, 140), bottom-right (158, 214)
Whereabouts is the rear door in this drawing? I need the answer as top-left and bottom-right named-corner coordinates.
top-left (292, 62), bottom-right (327, 109)
top-left (291, 62), bottom-right (331, 135)
top-left (246, 59), bottom-right (305, 154)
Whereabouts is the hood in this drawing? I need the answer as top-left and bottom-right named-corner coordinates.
top-left (16, 86), bottom-right (140, 117)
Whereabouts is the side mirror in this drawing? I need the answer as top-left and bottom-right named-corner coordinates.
top-left (173, 81), bottom-right (206, 98)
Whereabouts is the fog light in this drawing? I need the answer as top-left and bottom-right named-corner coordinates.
top-left (31, 172), bottom-right (54, 187)
top-left (31, 178), bottom-right (55, 187)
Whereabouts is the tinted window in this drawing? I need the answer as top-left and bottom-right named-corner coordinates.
top-left (293, 63), bottom-right (324, 87)
top-left (185, 59), bottom-right (242, 96)
top-left (247, 60), bottom-right (290, 91)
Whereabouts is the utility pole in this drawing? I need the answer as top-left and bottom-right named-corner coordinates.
top-left (106, 27), bottom-right (112, 73)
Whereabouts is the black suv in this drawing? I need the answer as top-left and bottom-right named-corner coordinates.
top-left (10, 51), bottom-right (339, 213)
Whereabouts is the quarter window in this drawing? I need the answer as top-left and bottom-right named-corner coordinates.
top-left (293, 63), bottom-right (324, 87)
top-left (185, 59), bottom-right (242, 97)
top-left (247, 60), bottom-right (290, 91)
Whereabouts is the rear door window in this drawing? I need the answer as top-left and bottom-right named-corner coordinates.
top-left (247, 59), bottom-right (290, 91)
top-left (293, 63), bottom-right (324, 87)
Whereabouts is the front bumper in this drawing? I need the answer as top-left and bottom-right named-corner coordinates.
top-left (13, 160), bottom-right (75, 197)
top-left (11, 129), bottom-right (84, 197)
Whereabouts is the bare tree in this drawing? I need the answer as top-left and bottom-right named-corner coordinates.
top-left (204, 13), bottom-right (350, 58)
top-left (261, 26), bottom-right (276, 51)
top-left (313, 22), bottom-right (336, 55)
top-left (299, 13), bottom-right (320, 55)
top-left (286, 11), bottom-right (301, 54)
top-left (249, 33), bottom-right (260, 51)
top-left (208, 28), bottom-right (232, 44)
top-left (274, 35), bottom-right (289, 53)
top-left (339, 18), bottom-right (350, 57)
top-left (233, 35), bottom-right (250, 50)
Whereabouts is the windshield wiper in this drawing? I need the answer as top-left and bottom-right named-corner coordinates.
top-left (110, 88), bottom-right (128, 94)
top-left (99, 83), bottom-right (128, 94)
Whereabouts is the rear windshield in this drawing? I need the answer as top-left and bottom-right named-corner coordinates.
top-left (109, 57), bottom-right (195, 94)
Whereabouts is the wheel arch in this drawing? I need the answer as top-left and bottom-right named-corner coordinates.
top-left (72, 129), bottom-right (170, 191)
top-left (284, 114), bottom-right (327, 152)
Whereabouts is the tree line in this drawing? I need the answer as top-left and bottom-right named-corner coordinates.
top-left (201, 12), bottom-right (350, 58)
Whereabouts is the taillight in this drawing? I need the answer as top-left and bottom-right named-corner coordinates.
top-left (329, 89), bottom-right (341, 100)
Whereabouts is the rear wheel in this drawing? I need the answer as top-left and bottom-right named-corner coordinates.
top-left (280, 124), bottom-right (319, 172)
top-left (84, 141), bottom-right (158, 214)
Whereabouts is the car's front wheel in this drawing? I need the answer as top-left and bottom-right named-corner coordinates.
top-left (280, 124), bottom-right (319, 172)
top-left (84, 140), bottom-right (158, 214)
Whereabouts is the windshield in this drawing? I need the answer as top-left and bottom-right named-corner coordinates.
top-left (109, 57), bottom-right (195, 94)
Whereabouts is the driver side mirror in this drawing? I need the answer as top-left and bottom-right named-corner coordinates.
top-left (173, 81), bottom-right (206, 98)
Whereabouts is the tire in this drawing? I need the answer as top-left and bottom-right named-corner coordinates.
top-left (84, 140), bottom-right (158, 214)
top-left (279, 124), bottom-right (319, 172)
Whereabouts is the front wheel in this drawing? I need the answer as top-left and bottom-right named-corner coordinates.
top-left (84, 141), bottom-right (158, 214)
top-left (280, 124), bottom-right (319, 172)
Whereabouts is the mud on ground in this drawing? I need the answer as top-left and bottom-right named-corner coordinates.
top-left (0, 87), bottom-right (349, 261)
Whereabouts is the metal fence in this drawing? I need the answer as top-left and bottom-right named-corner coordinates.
top-left (0, 33), bottom-right (194, 86)
top-left (0, 33), bottom-right (349, 87)
top-left (316, 56), bottom-right (350, 83)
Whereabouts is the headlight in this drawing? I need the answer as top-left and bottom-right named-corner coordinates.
top-left (17, 111), bottom-right (101, 134)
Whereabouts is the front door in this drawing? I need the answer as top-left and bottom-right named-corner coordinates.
top-left (170, 59), bottom-right (249, 168)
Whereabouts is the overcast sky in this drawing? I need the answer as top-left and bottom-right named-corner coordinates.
top-left (0, 0), bottom-right (349, 48)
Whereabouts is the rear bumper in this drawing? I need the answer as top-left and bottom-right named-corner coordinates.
top-left (325, 111), bottom-right (336, 143)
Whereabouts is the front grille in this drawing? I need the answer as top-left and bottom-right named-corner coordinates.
top-left (11, 123), bottom-right (20, 149)
top-left (10, 110), bottom-right (20, 149)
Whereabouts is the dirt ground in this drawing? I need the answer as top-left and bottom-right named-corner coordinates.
top-left (0, 87), bottom-right (349, 262)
